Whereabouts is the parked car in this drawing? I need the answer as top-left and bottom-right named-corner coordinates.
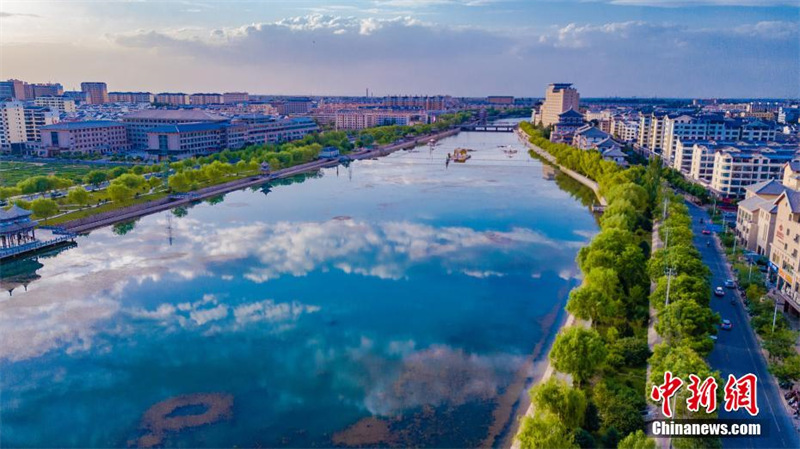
top-left (721, 319), bottom-right (733, 330)
top-left (714, 287), bottom-right (725, 297)
top-left (702, 229), bottom-right (711, 235)
top-left (724, 279), bottom-right (736, 288)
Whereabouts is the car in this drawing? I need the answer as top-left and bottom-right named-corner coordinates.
top-left (702, 229), bottom-right (711, 235)
top-left (714, 287), bottom-right (725, 297)
top-left (724, 279), bottom-right (736, 288)
top-left (721, 319), bottom-right (733, 330)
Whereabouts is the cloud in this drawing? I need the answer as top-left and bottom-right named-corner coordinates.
top-left (97, 13), bottom-right (800, 97)
top-left (605, 0), bottom-right (796, 6)
top-left (0, 12), bottom-right (40, 18)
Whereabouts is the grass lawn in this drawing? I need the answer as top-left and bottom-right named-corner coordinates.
top-left (0, 160), bottom-right (124, 187)
top-left (45, 191), bottom-right (171, 225)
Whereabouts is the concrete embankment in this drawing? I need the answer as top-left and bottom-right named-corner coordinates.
top-left (515, 128), bottom-right (607, 207)
top-left (59, 128), bottom-right (461, 233)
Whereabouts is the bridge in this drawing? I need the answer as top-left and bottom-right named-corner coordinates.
top-left (461, 124), bottom-right (516, 133)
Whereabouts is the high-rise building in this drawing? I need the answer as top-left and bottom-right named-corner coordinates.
top-left (31, 83), bottom-right (64, 98)
top-left (80, 82), bottom-right (109, 104)
top-left (0, 101), bottom-right (27, 150)
top-left (23, 106), bottom-right (59, 142)
top-left (274, 97), bottom-right (313, 115)
top-left (0, 79), bottom-right (29, 100)
top-left (539, 83), bottom-right (580, 127)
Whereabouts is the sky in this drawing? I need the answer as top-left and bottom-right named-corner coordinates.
top-left (0, 0), bottom-right (798, 98)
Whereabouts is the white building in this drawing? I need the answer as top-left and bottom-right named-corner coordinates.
top-left (34, 96), bottom-right (76, 113)
top-left (709, 144), bottom-right (797, 198)
top-left (0, 101), bottom-right (27, 150)
top-left (334, 109), bottom-right (423, 130)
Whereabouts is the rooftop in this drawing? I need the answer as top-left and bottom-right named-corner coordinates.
top-left (147, 122), bottom-right (226, 133)
top-left (122, 109), bottom-right (228, 122)
top-left (744, 179), bottom-right (789, 197)
top-left (41, 120), bottom-right (124, 130)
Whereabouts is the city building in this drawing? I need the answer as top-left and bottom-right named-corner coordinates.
top-left (63, 91), bottom-right (89, 104)
top-left (768, 189), bottom-right (800, 312)
top-left (154, 93), bottom-right (189, 106)
top-left (31, 83), bottom-right (63, 98)
top-left (233, 115), bottom-right (319, 144)
top-left (778, 107), bottom-right (800, 125)
top-left (486, 96), bottom-right (514, 105)
top-left (108, 92), bottom-right (154, 103)
top-left (782, 161), bottom-right (800, 190)
top-left (611, 118), bottom-right (639, 143)
top-left (383, 96), bottom-right (447, 110)
top-left (40, 121), bottom-right (130, 155)
top-left (222, 92), bottom-right (249, 104)
top-left (0, 80), bottom-right (29, 100)
top-left (334, 109), bottom-right (423, 130)
top-left (34, 96), bottom-right (76, 113)
top-left (80, 82), bottom-right (109, 104)
top-left (550, 108), bottom-right (585, 143)
top-left (735, 180), bottom-right (788, 255)
top-left (190, 93), bottom-right (223, 105)
top-left (146, 122), bottom-right (226, 159)
top-left (121, 109), bottom-right (228, 150)
top-left (539, 83), bottom-right (580, 127)
top-left (572, 125), bottom-right (611, 150)
top-left (23, 106), bottom-right (59, 142)
top-left (274, 97), bottom-right (313, 115)
top-left (708, 144), bottom-right (797, 198)
top-left (0, 101), bottom-right (27, 151)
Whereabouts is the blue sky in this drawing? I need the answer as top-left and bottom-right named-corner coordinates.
top-left (0, 0), bottom-right (798, 97)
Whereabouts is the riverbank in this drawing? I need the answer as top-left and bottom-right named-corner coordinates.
top-left (514, 128), bottom-right (607, 206)
top-left (503, 126), bottom-right (597, 448)
top-left (58, 127), bottom-right (460, 233)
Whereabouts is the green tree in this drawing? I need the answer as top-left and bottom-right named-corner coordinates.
top-left (656, 299), bottom-right (719, 356)
top-left (107, 183), bottom-right (134, 204)
top-left (550, 327), bottom-right (607, 387)
top-left (0, 186), bottom-right (21, 200)
top-left (30, 198), bottom-right (59, 221)
top-left (168, 172), bottom-right (192, 192)
top-left (529, 377), bottom-right (587, 429)
top-left (618, 430), bottom-right (656, 449)
top-left (85, 170), bottom-right (108, 186)
top-left (518, 414), bottom-right (579, 449)
top-left (112, 173), bottom-right (146, 191)
top-left (67, 187), bottom-right (91, 207)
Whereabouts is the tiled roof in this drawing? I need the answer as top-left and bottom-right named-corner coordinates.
top-left (147, 122), bottom-right (226, 133)
top-left (41, 120), bottom-right (124, 130)
top-left (0, 205), bottom-right (33, 221)
top-left (744, 179), bottom-right (788, 197)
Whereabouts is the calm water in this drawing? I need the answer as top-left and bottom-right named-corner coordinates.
top-left (0, 124), bottom-right (598, 448)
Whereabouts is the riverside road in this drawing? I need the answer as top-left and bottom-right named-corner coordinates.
top-left (687, 201), bottom-right (800, 448)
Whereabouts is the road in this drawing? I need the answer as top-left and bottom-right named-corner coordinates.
top-left (687, 201), bottom-right (800, 448)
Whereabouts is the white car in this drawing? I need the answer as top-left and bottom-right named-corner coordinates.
top-left (714, 287), bottom-right (725, 297)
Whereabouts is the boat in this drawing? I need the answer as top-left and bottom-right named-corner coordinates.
top-left (452, 148), bottom-right (471, 163)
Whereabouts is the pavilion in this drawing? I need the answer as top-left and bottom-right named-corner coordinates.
top-left (0, 205), bottom-right (38, 249)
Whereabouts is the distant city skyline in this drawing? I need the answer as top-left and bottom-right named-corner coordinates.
top-left (1, 0), bottom-right (798, 98)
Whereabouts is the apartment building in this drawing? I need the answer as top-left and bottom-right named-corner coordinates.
top-left (0, 80), bottom-right (29, 100)
top-left (573, 125), bottom-right (611, 150)
top-left (154, 93), bottom-right (190, 106)
top-left (664, 114), bottom-right (778, 166)
top-left (334, 109), bottom-right (422, 130)
top-left (233, 115), bottom-right (319, 144)
top-left (109, 92), bottom-right (154, 103)
top-left (769, 189), bottom-right (800, 311)
top-left (275, 97), bottom-right (313, 115)
top-left (0, 101), bottom-right (27, 150)
top-left (709, 144), bottom-right (797, 198)
top-left (23, 106), bottom-right (59, 142)
top-left (539, 83), bottom-right (579, 127)
top-left (190, 93), bottom-right (223, 105)
top-left (383, 96), bottom-right (447, 110)
top-left (782, 161), bottom-right (800, 190)
top-left (80, 82), bottom-right (109, 104)
top-left (40, 121), bottom-right (130, 155)
top-left (735, 179), bottom-right (787, 255)
top-left (34, 96), bottom-right (76, 113)
top-left (223, 92), bottom-right (249, 104)
top-left (31, 83), bottom-right (63, 98)
top-left (611, 118), bottom-right (639, 142)
top-left (121, 109), bottom-right (228, 149)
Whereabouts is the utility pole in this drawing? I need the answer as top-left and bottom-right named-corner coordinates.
top-left (665, 267), bottom-right (677, 306)
top-left (772, 300), bottom-right (780, 333)
top-left (749, 261), bottom-right (753, 283)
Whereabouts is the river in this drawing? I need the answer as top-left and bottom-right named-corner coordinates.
top-left (0, 121), bottom-right (598, 448)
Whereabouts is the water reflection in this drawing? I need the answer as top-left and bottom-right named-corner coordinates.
top-left (0, 129), bottom-right (598, 448)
